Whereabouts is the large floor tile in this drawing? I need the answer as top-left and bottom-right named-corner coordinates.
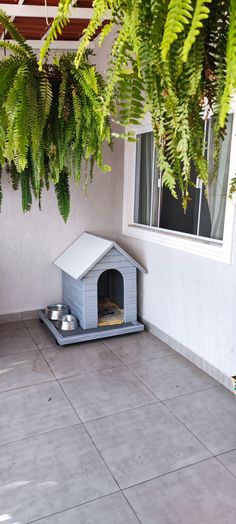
top-left (0, 320), bottom-right (25, 331)
top-left (0, 381), bottom-right (78, 445)
top-left (129, 354), bottom-right (217, 400)
top-left (0, 326), bottom-right (37, 356)
top-left (60, 366), bottom-right (156, 422)
top-left (103, 332), bottom-right (173, 364)
top-left (0, 425), bottom-right (117, 524)
top-left (25, 319), bottom-right (57, 349)
top-left (165, 386), bottom-right (236, 455)
top-left (32, 492), bottom-right (138, 523)
top-left (42, 342), bottom-right (122, 379)
top-left (0, 350), bottom-right (55, 392)
top-left (124, 458), bottom-right (236, 524)
top-left (85, 403), bottom-right (211, 488)
top-left (217, 449), bottom-right (236, 477)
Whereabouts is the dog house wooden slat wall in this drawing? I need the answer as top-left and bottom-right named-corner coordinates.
top-left (54, 232), bottom-right (146, 331)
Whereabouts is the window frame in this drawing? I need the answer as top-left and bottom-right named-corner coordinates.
top-left (122, 113), bottom-right (236, 263)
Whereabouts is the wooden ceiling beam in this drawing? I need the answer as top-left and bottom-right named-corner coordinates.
top-left (0, 5), bottom-right (104, 19)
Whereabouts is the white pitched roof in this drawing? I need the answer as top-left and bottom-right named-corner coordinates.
top-left (54, 232), bottom-right (146, 279)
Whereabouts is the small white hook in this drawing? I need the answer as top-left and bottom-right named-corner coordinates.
top-left (44, 0), bottom-right (50, 26)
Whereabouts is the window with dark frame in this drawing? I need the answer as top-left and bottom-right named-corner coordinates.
top-left (134, 115), bottom-right (233, 241)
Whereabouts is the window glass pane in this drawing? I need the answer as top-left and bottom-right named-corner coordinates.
top-left (159, 163), bottom-right (200, 235)
top-left (134, 132), bottom-right (154, 226)
top-left (199, 114), bottom-right (233, 240)
top-left (133, 115), bottom-right (233, 240)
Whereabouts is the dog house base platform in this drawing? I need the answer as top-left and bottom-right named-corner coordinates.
top-left (39, 309), bottom-right (144, 346)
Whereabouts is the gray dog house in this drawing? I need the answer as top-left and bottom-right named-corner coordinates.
top-left (40, 232), bottom-right (146, 344)
top-left (56, 232), bottom-right (146, 328)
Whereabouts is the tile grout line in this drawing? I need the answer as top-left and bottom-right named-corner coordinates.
top-left (77, 400), bottom-right (159, 424)
top-left (101, 339), bottom-right (219, 403)
top-left (0, 378), bottom-right (57, 396)
top-left (214, 453), bottom-right (236, 481)
top-left (156, 384), bottom-right (221, 402)
top-left (102, 339), bottom-right (179, 365)
top-left (119, 490), bottom-right (142, 523)
top-left (161, 399), bottom-right (217, 457)
top-left (57, 363), bottom-right (126, 381)
top-left (24, 491), bottom-right (121, 524)
top-left (120, 455), bottom-right (224, 492)
top-left (0, 422), bottom-right (82, 449)
top-left (215, 447), bottom-right (236, 458)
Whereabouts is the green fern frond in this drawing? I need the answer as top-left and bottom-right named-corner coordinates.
top-left (54, 169), bottom-right (70, 222)
top-left (39, 74), bottom-right (53, 126)
top-left (74, 0), bottom-right (110, 68)
top-left (117, 68), bottom-right (145, 126)
top-left (229, 176), bottom-right (236, 198)
top-left (0, 41), bottom-right (32, 59)
top-left (20, 170), bottom-right (32, 213)
top-left (8, 161), bottom-right (20, 190)
top-left (0, 9), bottom-right (35, 58)
top-left (219, 0), bottom-right (236, 127)
top-left (161, 0), bottom-right (193, 61)
top-left (58, 70), bottom-right (68, 119)
top-left (38, 0), bottom-right (71, 70)
top-left (182, 0), bottom-right (212, 61)
top-left (98, 21), bottom-right (113, 47)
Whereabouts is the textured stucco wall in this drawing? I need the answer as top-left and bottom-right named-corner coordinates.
top-left (119, 232), bottom-right (236, 381)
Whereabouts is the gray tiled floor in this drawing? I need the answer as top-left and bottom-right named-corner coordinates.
top-left (0, 321), bottom-right (236, 524)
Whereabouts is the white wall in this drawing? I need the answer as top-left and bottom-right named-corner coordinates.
top-left (118, 227), bottom-right (236, 387)
top-left (0, 35), bottom-right (123, 315)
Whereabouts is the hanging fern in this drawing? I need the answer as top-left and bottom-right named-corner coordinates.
top-left (0, 12), bottom-right (111, 220)
top-left (38, 0), bottom-right (236, 207)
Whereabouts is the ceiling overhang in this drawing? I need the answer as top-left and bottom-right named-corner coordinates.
top-left (0, 0), bottom-right (109, 48)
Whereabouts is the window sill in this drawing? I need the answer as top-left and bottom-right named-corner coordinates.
top-left (122, 222), bottom-right (234, 264)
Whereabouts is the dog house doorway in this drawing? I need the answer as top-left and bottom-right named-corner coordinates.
top-left (98, 269), bottom-right (124, 326)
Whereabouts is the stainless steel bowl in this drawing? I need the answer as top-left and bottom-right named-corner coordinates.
top-left (56, 314), bottom-right (79, 331)
top-left (45, 304), bottom-right (69, 321)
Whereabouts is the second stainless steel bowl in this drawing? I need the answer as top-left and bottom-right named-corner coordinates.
top-left (45, 304), bottom-right (69, 321)
top-left (56, 314), bottom-right (79, 331)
